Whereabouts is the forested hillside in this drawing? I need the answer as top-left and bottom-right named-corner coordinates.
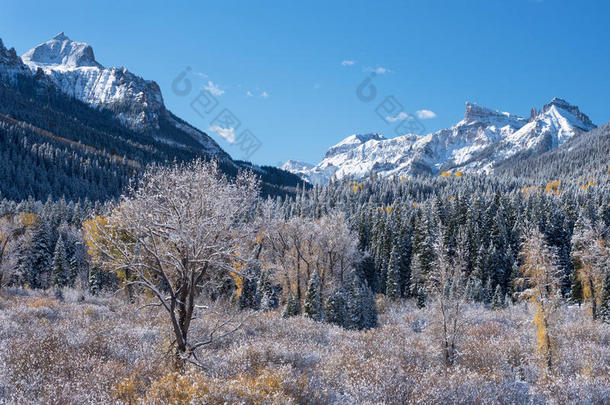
top-left (495, 123), bottom-right (610, 180)
top-left (0, 36), bottom-right (306, 202)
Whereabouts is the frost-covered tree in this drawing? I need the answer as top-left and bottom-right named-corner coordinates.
top-left (304, 271), bottom-right (324, 321)
top-left (571, 219), bottom-right (609, 320)
top-left (345, 276), bottom-right (377, 330)
top-left (325, 288), bottom-right (347, 326)
top-left (282, 293), bottom-right (301, 318)
top-left (0, 214), bottom-right (27, 288)
top-left (84, 160), bottom-right (260, 369)
top-left (491, 285), bottom-right (504, 310)
top-left (258, 270), bottom-right (280, 311)
top-left (238, 276), bottom-right (259, 310)
top-left (517, 226), bottom-right (563, 373)
top-left (600, 270), bottom-right (610, 324)
top-left (385, 243), bottom-right (401, 300)
top-left (426, 228), bottom-right (468, 368)
top-left (52, 235), bottom-right (69, 287)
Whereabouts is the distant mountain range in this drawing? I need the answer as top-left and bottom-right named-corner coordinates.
top-left (284, 99), bottom-right (600, 184)
top-left (0, 34), bottom-right (304, 201)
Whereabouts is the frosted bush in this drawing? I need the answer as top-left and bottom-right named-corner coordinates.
top-left (0, 292), bottom-right (608, 404)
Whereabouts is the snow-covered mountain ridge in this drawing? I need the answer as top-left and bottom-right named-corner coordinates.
top-left (286, 99), bottom-right (597, 184)
top-left (18, 33), bottom-right (222, 154)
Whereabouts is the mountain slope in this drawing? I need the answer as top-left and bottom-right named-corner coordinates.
top-left (21, 33), bottom-right (223, 153)
top-left (495, 122), bottom-right (610, 180)
top-left (0, 36), bottom-right (305, 201)
top-left (287, 99), bottom-right (596, 184)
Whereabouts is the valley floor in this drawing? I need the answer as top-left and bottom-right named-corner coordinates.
top-left (0, 289), bottom-right (609, 404)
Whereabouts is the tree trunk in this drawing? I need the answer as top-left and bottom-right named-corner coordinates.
top-left (588, 278), bottom-right (597, 320)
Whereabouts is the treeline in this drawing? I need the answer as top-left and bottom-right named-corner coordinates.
top-left (1, 163), bottom-right (609, 332)
top-left (277, 172), bottom-right (610, 319)
top-left (0, 197), bottom-right (105, 290)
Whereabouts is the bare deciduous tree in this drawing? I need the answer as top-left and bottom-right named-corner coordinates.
top-left (84, 160), bottom-right (260, 368)
top-left (0, 214), bottom-right (28, 288)
top-left (260, 210), bottom-right (357, 307)
top-left (571, 219), bottom-right (610, 320)
top-left (427, 227), bottom-right (468, 369)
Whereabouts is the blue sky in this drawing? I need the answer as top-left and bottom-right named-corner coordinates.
top-left (2, 0), bottom-right (609, 166)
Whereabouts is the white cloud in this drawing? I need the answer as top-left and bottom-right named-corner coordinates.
top-left (246, 90), bottom-right (253, 97)
top-left (365, 66), bottom-right (391, 74)
top-left (203, 80), bottom-right (225, 96)
top-left (341, 60), bottom-right (356, 66)
top-left (261, 91), bottom-right (270, 98)
top-left (209, 125), bottom-right (235, 143)
top-left (386, 111), bottom-right (412, 122)
top-left (194, 72), bottom-right (207, 78)
top-left (416, 109), bottom-right (437, 119)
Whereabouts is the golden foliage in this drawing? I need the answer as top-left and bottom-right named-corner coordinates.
top-left (143, 371), bottom-right (208, 405)
top-left (454, 171), bottom-right (463, 177)
top-left (17, 212), bottom-right (40, 227)
top-left (112, 367), bottom-right (298, 404)
top-left (113, 373), bottom-right (143, 405)
top-left (440, 171), bottom-right (451, 178)
top-left (82, 215), bottom-right (135, 281)
top-left (544, 180), bottom-right (561, 195)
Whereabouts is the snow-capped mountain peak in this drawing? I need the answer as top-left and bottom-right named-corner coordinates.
top-left (22, 33), bottom-right (102, 69)
top-left (11, 34), bottom-right (225, 156)
top-left (541, 97), bottom-right (595, 130)
top-left (286, 99), bottom-right (597, 184)
top-left (462, 102), bottom-right (526, 128)
top-left (282, 160), bottom-right (314, 172)
top-left (325, 133), bottom-right (386, 158)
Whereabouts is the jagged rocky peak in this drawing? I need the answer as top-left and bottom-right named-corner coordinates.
top-left (464, 102), bottom-right (504, 121)
top-left (541, 97), bottom-right (595, 129)
top-left (22, 32), bottom-right (102, 68)
top-left (0, 38), bottom-right (22, 66)
top-left (324, 133), bottom-right (385, 158)
top-left (463, 102), bottom-right (526, 129)
top-left (529, 107), bottom-right (537, 122)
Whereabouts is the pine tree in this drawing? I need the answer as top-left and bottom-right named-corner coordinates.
top-left (21, 221), bottom-right (53, 289)
top-left (491, 285), bottom-right (504, 310)
top-left (282, 293), bottom-right (301, 318)
top-left (483, 278), bottom-right (493, 305)
top-left (257, 270), bottom-right (279, 311)
top-left (89, 265), bottom-right (102, 295)
top-left (304, 271), bottom-right (323, 321)
top-left (355, 251), bottom-right (377, 293)
top-left (569, 270), bottom-right (583, 305)
top-left (325, 288), bottom-right (347, 327)
top-left (238, 276), bottom-right (259, 310)
top-left (346, 277), bottom-right (365, 329)
top-left (52, 235), bottom-right (68, 287)
top-left (416, 285), bottom-right (426, 308)
top-left (385, 243), bottom-right (401, 299)
top-left (362, 282), bottom-right (378, 329)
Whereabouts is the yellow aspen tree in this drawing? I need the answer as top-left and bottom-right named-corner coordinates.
top-left (571, 218), bottom-right (609, 320)
top-left (517, 227), bottom-right (563, 373)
